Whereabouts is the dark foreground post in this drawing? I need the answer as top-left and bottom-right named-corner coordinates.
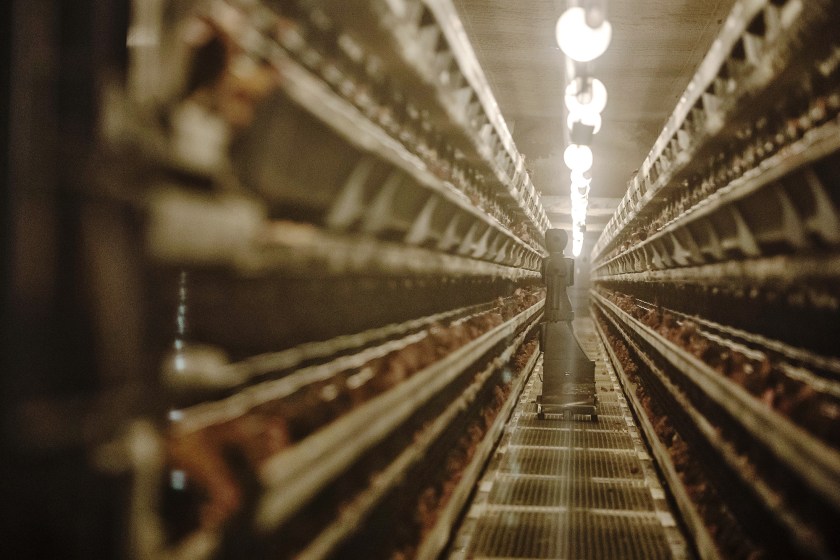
top-left (537, 230), bottom-right (598, 420)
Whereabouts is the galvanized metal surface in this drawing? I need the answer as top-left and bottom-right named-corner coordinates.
top-left (583, 3), bottom-right (840, 553)
top-left (594, 294), bottom-right (840, 559)
top-left (448, 319), bottom-right (690, 560)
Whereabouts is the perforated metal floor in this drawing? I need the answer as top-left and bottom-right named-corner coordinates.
top-left (447, 319), bottom-right (691, 560)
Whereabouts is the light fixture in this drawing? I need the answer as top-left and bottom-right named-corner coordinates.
top-left (572, 234), bottom-right (584, 257)
top-left (567, 110), bottom-right (602, 134)
top-left (571, 182), bottom-right (590, 199)
top-left (565, 77), bottom-right (608, 117)
top-left (570, 169), bottom-right (591, 186)
top-left (563, 144), bottom-right (593, 172)
top-left (571, 200), bottom-right (588, 223)
top-left (555, 6), bottom-right (612, 63)
top-left (555, 5), bottom-right (611, 259)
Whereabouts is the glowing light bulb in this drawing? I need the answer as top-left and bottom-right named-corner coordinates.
top-left (572, 235), bottom-right (584, 257)
top-left (571, 169), bottom-right (591, 187)
top-left (567, 110), bottom-right (602, 134)
top-left (565, 78), bottom-right (608, 117)
top-left (555, 7), bottom-right (612, 63)
top-left (571, 182), bottom-right (590, 199)
top-left (571, 176), bottom-right (591, 197)
top-left (563, 144), bottom-right (593, 172)
top-left (571, 201), bottom-right (588, 223)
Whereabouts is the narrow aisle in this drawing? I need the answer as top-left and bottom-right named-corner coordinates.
top-left (447, 318), bottom-right (692, 560)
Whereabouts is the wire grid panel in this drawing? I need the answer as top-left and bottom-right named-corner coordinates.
top-left (448, 319), bottom-right (691, 559)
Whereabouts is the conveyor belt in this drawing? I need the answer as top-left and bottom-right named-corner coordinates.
top-left (448, 319), bottom-right (691, 560)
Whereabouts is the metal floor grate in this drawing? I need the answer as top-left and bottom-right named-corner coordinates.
top-left (509, 428), bottom-right (634, 450)
top-left (593, 391), bottom-right (620, 403)
top-left (488, 476), bottom-right (655, 511)
top-left (500, 447), bottom-right (645, 480)
top-left (469, 509), bottom-right (673, 560)
top-left (520, 402), bottom-right (623, 416)
top-left (447, 318), bottom-right (690, 560)
top-left (516, 413), bottom-right (628, 431)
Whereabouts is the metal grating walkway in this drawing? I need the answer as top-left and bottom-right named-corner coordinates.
top-left (447, 318), bottom-right (691, 560)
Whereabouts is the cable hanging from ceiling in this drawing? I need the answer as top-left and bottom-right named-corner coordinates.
top-left (555, 0), bottom-right (611, 257)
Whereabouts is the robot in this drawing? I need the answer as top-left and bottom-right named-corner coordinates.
top-left (536, 229), bottom-right (598, 421)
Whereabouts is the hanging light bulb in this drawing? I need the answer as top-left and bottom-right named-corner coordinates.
top-left (570, 169), bottom-right (591, 187)
top-left (563, 144), bottom-right (593, 172)
top-left (571, 182), bottom-right (590, 199)
top-left (555, 6), bottom-right (612, 62)
top-left (567, 110), bottom-right (602, 134)
top-left (572, 234), bottom-right (584, 257)
top-left (571, 176), bottom-right (592, 193)
top-left (571, 179), bottom-right (591, 196)
top-left (565, 78), bottom-right (608, 117)
top-left (571, 199), bottom-right (588, 223)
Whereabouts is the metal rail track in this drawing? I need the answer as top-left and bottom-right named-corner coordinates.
top-left (447, 325), bottom-right (692, 560)
top-left (590, 4), bottom-right (840, 556)
top-left (594, 320), bottom-right (721, 560)
top-left (253, 301), bottom-right (542, 532)
top-left (97, 2), bottom-right (556, 556)
top-left (593, 294), bottom-right (840, 559)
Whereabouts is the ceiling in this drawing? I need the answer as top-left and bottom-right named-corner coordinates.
top-left (452, 0), bottom-right (736, 232)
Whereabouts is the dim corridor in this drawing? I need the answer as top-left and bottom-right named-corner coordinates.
top-left (447, 318), bottom-right (691, 559)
